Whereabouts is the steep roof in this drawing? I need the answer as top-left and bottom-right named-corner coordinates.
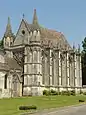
top-left (4, 17), bottom-right (14, 38)
top-left (5, 57), bottom-right (22, 70)
top-left (14, 9), bottom-right (71, 49)
top-left (0, 49), bottom-right (21, 71)
top-left (22, 19), bottom-right (62, 39)
top-left (23, 20), bottom-right (71, 49)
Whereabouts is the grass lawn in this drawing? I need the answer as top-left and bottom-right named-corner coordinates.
top-left (0, 95), bottom-right (86, 115)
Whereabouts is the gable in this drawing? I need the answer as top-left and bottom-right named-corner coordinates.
top-left (14, 20), bottom-right (29, 46)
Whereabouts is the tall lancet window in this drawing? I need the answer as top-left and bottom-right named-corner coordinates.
top-left (4, 74), bottom-right (7, 89)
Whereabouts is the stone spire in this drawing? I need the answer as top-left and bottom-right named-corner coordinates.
top-left (32, 9), bottom-right (39, 25)
top-left (4, 17), bottom-right (12, 37)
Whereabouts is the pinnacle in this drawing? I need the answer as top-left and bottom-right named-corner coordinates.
top-left (4, 17), bottom-right (12, 37)
top-left (32, 9), bottom-right (39, 25)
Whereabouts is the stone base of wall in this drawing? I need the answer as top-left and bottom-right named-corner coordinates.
top-left (23, 86), bottom-right (42, 96)
top-left (0, 88), bottom-right (22, 98)
top-left (1, 86), bottom-right (86, 98)
top-left (0, 89), bottom-right (12, 98)
top-left (23, 85), bottom-right (86, 96)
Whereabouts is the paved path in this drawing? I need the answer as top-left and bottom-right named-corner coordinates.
top-left (29, 104), bottom-right (86, 115)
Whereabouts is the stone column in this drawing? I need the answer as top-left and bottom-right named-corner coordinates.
top-left (31, 47), bottom-right (42, 95)
top-left (52, 50), bottom-right (58, 86)
top-left (75, 53), bottom-right (82, 87)
top-left (23, 47), bottom-right (33, 95)
top-left (42, 51), bottom-right (45, 85)
top-left (49, 48), bottom-right (53, 86)
top-left (44, 56), bottom-right (49, 86)
top-left (61, 51), bottom-right (66, 87)
top-left (79, 54), bottom-right (82, 86)
top-left (76, 54), bottom-right (80, 87)
top-left (74, 53), bottom-right (77, 92)
top-left (58, 51), bottom-right (62, 86)
top-left (68, 52), bottom-right (75, 87)
top-left (66, 52), bottom-right (70, 87)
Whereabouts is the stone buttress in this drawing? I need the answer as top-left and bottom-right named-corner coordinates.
top-left (23, 30), bottom-right (42, 96)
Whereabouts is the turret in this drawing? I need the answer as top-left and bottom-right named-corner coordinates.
top-left (3, 17), bottom-right (14, 48)
top-left (29, 30), bottom-right (41, 44)
top-left (30, 9), bottom-right (40, 44)
top-left (23, 10), bottom-right (42, 95)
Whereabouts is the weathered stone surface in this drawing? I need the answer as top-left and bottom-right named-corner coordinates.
top-left (0, 10), bottom-right (82, 98)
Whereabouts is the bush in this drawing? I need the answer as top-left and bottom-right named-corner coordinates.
top-left (83, 92), bottom-right (86, 95)
top-left (61, 91), bottom-right (71, 96)
top-left (50, 89), bottom-right (56, 94)
top-left (79, 100), bottom-right (85, 102)
top-left (50, 89), bottom-right (58, 95)
top-left (43, 90), bottom-right (49, 96)
top-left (43, 89), bottom-right (58, 96)
top-left (67, 91), bottom-right (71, 96)
top-left (80, 90), bottom-right (83, 94)
top-left (70, 90), bottom-right (76, 96)
top-left (58, 92), bottom-right (61, 95)
top-left (19, 105), bottom-right (37, 110)
top-left (61, 91), bottom-right (66, 95)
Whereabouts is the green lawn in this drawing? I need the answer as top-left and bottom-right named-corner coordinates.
top-left (0, 95), bottom-right (86, 115)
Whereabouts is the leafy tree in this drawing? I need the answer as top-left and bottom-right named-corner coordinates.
top-left (82, 37), bottom-right (86, 53)
top-left (0, 39), bottom-right (4, 49)
top-left (82, 37), bottom-right (86, 85)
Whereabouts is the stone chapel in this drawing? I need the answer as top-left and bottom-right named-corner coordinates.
top-left (0, 9), bottom-right (82, 98)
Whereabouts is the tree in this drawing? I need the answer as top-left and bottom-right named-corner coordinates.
top-left (82, 37), bottom-right (86, 52)
top-left (0, 39), bottom-right (4, 49)
top-left (82, 37), bottom-right (86, 64)
top-left (82, 37), bottom-right (86, 85)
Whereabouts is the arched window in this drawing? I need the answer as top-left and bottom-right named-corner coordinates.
top-left (4, 74), bottom-right (7, 89)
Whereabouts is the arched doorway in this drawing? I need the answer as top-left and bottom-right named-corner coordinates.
top-left (12, 74), bottom-right (21, 97)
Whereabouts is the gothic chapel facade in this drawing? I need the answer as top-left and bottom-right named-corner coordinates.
top-left (0, 9), bottom-right (82, 97)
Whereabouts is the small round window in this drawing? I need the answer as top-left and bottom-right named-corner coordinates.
top-left (22, 30), bottom-right (25, 35)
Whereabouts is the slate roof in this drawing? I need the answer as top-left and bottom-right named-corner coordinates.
top-left (13, 9), bottom-right (72, 50)
top-left (0, 50), bottom-right (21, 71)
top-left (5, 57), bottom-right (22, 70)
top-left (0, 49), bottom-right (21, 71)
top-left (22, 20), bottom-right (71, 49)
top-left (0, 58), bottom-right (21, 71)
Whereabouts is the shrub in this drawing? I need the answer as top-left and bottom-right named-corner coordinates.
top-left (67, 91), bottom-right (71, 96)
top-left (19, 105), bottom-right (37, 110)
top-left (50, 89), bottom-right (58, 95)
top-left (83, 92), bottom-right (86, 95)
top-left (61, 91), bottom-right (71, 96)
top-left (80, 90), bottom-right (83, 94)
top-left (58, 92), bottom-right (61, 95)
top-left (70, 90), bottom-right (76, 96)
top-left (43, 90), bottom-right (49, 96)
top-left (61, 91), bottom-right (66, 95)
top-left (53, 92), bottom-right (59, 95)
top-left (79, 100), bottom-right (85, 102)
top-left (19, 106), bottom-right (29, 110)
top-left (50, 89), bottom-right (56, 94)
top-left (43, 89), bottom-right (58, 96)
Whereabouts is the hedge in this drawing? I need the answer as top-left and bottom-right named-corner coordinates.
top-left (19, 105), bottom-right (37, 110)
